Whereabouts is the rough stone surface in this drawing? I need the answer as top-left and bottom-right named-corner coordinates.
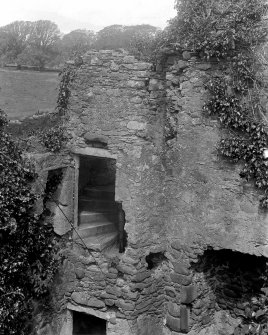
top-left (166, 315), bottom-right (181, 332)
top-left (181, 285), bottom-right (197, 304)
top-left (31, 49), bottom-right (268, 335)
top-left (180, 306), bottom-right (189, 333)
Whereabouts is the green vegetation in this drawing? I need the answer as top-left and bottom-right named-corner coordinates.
top-left (166, 1), bottom-right (268, 331)
top-left (166, 0), bottom-right (268, 58)
top-left (40, 126), bottom-right (68, 153)
top-left (0, 21), bottom-right (160, 68)
top-left (0, 20), bottom-right (61, 69)
top-left (0, 110), bottom-right (60, 334)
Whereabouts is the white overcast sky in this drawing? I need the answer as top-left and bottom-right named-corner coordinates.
top-left (0, 0), bottom-right (177, 33)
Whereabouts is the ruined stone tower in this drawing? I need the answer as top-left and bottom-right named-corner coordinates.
top-left (37, 49), bottom-right (268, 335)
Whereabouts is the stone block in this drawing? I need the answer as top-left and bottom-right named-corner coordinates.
top-left (166, 315), bottom-right (181, 332)
top-left (109, 268), bottom-right (118, 274)
top-left (71, 292), bottom-right (87, 305)
top-left (123, 55), bottom-right (136, 63)
top-left (83, 133), bottom-right (109, 146)
top-left (171, 240), bottom-right (182, 251)
top-left (109, 317), bottom-right (117, 325)
top-left (110, 61), bottom-right (119, 71)
top-left (52, 167), bottom-right (74, 236)
top-left (170, 273), bottom-right (192, 286)
top-left (201, 315), bottom-right (211, 326)
top-left (117, 263), bottom-right (136, 275)
top-left (172, 261), bottom-right (189, 275)
top-left (149, 78), bottom-right (164, 91)
top-left (106, 273), bottom-right (117, 279)
top-left (134, 271), bottom-right (151, 282)
top-left (71, 292), bottom-right (105, 308)
top-left (106, 286), bottom-right (122, 297)
top-left (127, 121), bottom-right (147, 131)
top-left (168, 302), bottom-right (180, 318)
top-left (182, 51), bottom-right (191, 60)
top-left (136, 298), bottom-right (152, 310)
top-left (87, 297), bottom-right (106, 309)
top-left (180, 306), bottom-right (190, 333)
top-left (181, 285), bottom-right (197, 304)
top-left (75, 268), bottom-right (85, 279)
top-left (105, 299), bottom-right (115, 306)
top-left (165, 286), bottom-right (176, 298)
top-left (175, 60), bottom-right (189, 70)
top-left (195, 63), bottom-right (212, 71)
top-left (127, 80), bottom-right (145, 89)
top-left (117, 300), bottom-right (135, 311)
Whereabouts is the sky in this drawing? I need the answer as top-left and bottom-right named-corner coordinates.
top-left (0, 0), bottom-right (177, 33)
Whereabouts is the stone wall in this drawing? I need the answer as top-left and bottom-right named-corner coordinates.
top-left (34, 49), bottom-right (268, 335)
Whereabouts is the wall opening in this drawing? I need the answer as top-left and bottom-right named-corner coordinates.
top-left (190, 248), bottom-right (268, 333)
top-left (76, 155), bottom-right (119, 251)
top-left (117, 202), bottom-right (127, 253)
top-left (73, 311), bottom-right (106, 335)
top-left (146, 252), bottom-right (167, 270)
top-left (43, 168), bottom-right (64, 206)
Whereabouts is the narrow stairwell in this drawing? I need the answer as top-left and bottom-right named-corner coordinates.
top-left (76, 184), bottom-right (118, 251)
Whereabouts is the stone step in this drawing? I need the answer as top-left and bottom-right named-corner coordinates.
top-left (79, 211), bottom-right (118, 225)
top-left (82, 185), bottom-right (115, 201)
top-left (79, 198), bottom-right (117, 212)
top-left (76, 232), bottom-right (118, 251)
top-left (77, 221), bottom-right (117, 238)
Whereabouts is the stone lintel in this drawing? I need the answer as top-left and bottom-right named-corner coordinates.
top-left (67, 303), bottom-right (115, 321)
top-left (71, 147), bottom-right (117, 159)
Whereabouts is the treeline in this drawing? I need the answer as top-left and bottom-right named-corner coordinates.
top-left (0, 20), bottom-right (161, 68)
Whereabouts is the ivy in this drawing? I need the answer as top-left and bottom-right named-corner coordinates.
top-left (203, 76), bottom-right (268, 207)
top-left (0, 110), bottom-right (59, 334)
top-left (167, 0), bottom-right (268, 60)
top-left (40, 126), bottom-right (68, 153)
top-left (167, 0), bottom-right (268, 209)
top-left (166, 0), bottom-right (268, 332)
top-left (36, 64), bottom-right (78, 153)
top-left (57, 65), bottom-right (76, 114)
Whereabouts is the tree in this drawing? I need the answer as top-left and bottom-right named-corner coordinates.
top-left (61, 29), bottom-right (95, 58)
top-left (94, 24), bottom-right (160, 51)
top-left (128, 27), bottom-right (162, 63)
top-left (0, 20), bottom-right (61, 67)
top-left (29, 20), bottom-right (60, 51)
top-left (0, 21), bottom-right (32, 61)
top-left (27, 20), bottom-right (61, 68)
top-left (165, 0), bottom-right (268, 58)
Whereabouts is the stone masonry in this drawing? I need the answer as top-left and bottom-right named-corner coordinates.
top-left (32, 49), bottom-right (268, 335)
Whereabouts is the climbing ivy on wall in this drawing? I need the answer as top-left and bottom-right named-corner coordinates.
top-left (168, 0), bottom-right (268, 208)
top-left (37, 65), bottom-right (77, 153)
top-left (166, 0), bottom-right (268, 333)
top-left (57, 65), bottom-right (77, 115)
top-left (0, 110), bottom-right (59, 335)
top-left (168, 0), bottom-right (268, 59)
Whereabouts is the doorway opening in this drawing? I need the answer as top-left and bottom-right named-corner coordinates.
top-left (73, 311), bottom-right (106, 335)
top-left (76, 155), bottom-right (118, 251)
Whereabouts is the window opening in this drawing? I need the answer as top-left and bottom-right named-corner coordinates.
top-left (146, 252), bottom-right (167, 270)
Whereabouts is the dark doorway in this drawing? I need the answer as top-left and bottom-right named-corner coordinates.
top-left (73, 311), bottom-right (106, 335)
top-left (77, 155), bottom-right (119, 251)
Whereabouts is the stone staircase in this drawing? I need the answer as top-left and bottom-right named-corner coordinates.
top-left (76, 184), bottom-right (118, 251)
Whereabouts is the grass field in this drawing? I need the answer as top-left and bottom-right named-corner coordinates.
top-left (0, 69), bottom-right (59, 120)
